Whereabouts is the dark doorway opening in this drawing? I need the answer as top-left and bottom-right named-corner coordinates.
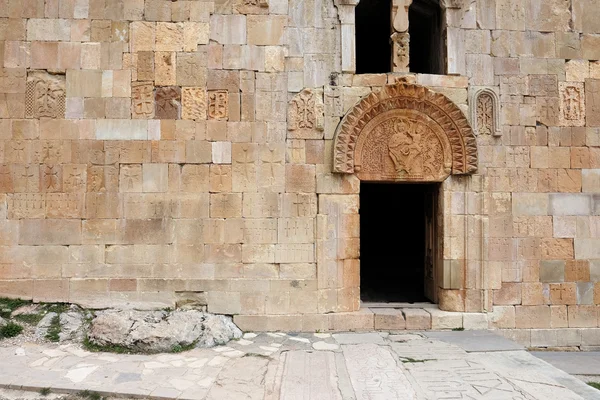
top-left (409, 0), bottom-right (445, 74)
top-left (355, 0), bottom-right (392, 74)
top-left (360, 182), bottom-right (437, 303)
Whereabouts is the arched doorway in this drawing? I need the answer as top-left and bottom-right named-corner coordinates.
top-left (333, 82), bottom-right (478, 305)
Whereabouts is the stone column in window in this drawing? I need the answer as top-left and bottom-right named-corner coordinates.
top-left (335, 0), bottom-right (360, 73)
top-left (391, 0), bottom-right (412, 72)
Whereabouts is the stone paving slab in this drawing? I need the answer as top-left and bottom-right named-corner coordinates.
top-left (423, 330), bottom-right (525, 352)
top-left (0, 332), bottom-right (596, 400)
top-left (532, 351), bottom-right (600, 375)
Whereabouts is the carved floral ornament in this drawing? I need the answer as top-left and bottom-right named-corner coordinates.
top-left (333, 82), bottom-right (478, 182)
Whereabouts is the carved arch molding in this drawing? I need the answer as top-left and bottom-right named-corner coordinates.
top-left (333, 82), bottom-right (478, 182)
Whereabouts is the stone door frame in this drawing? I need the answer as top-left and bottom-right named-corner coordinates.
top-left (328, 82), bottom-right (481, 312)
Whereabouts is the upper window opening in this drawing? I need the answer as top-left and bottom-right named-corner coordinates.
top-left (355, 0), bottom-right (392, 74)
top-left (409, 0), bottom-right (445, 74)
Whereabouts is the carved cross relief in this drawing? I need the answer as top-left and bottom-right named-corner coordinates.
top-left (469, 87), bottom-right (502, 137)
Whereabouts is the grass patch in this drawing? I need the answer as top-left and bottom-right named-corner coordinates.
top-left (171, 342), bottom-right (196, 353)
top-left (82, 336), bottom-right (134, 355)
top-left (0, 298), bottom-right (30, 319)
top-left (452, 327), bottom-right (465, 331)
top-left (77, 390), bottom-right (103, 400)
top-left (243, 352), bottom-right (273, 359)
top-left (14, 313), bottom-right (45, 325)
top-left (43, 303), bottom-right (69, 314)
top-left (588, 382), bottom-right (600, 390)
top-left (0, 322), bottom-right (24, 338)
top-left (400, 357), bottom-right (431, 363)
top-left (45, 315), bottom-right (61, 342)
top-left (39, 388), bottom-right (51, 396)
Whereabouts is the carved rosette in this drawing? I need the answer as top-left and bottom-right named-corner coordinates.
top-left (333, 83), bottom-right (477, 181)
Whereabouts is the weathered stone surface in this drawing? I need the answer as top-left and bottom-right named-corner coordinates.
top-left (88, 309), bottom-right (242, 352)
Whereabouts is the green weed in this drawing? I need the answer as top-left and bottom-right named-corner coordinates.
top-left (0, 322), bottom-right (24, 338)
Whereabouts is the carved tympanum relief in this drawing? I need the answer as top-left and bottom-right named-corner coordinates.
top-left (333, 82), bottom-right (477, 182)
top-left (469, 87), bottom-right (501, 136)
top-left (288, 89), bottom-right (324, 139)
top-left (25, 72), bottom-right (66, 119)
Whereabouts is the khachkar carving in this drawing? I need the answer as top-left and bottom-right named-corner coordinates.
top-left (25, 71), bottom-right (66, 119)
top-left (288, 89), bottom-right (325, 139)
top-left (469, 87), bottom-right (501, 137)
top-left (333, 82), bottom-right (477, 182)
top-left (208, 90), bottom-right (228, 120)
top-left (559, 82), bottom-right (585, 127)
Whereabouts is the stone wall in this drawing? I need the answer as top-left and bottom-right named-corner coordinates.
top-left (0, 0), bottom-right (600, 331)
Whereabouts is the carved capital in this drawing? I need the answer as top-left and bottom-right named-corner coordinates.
top-left (393, 0), bottom-right (413, 32)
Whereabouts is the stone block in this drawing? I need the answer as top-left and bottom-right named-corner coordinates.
top-left (489, 306), bottom-right (516, 329)
top-left (27, 18), bottom-right (70, 41)
top-left (212, 141), bottom-right (232, 164)
top-left (541, 238), bottom-right (574, 260)
top-left (530, 329), bottom-right (558, 348)
top-left (154, 52), bottom-right (176, 86)
top-left (512, 193), bottom-right (548, 216)
top-left (575, 238), bottom-right (600, 259)
top-left (210, 193), bottom-right (242, 218)
top-left (130, 21), bottom-right (155, 52)
top-left (329, 309), bottom-right (374, 331)
top-left (494, 282), bottom-right (522, 305)
top-left (515, 305), bottom-right (551, 329)
top-left (427, 308), bottom-right (463, 329)
top-left (568, 305), bottom-right (598, 328)
top-left (402, 308), bottom-right (431, 330)
top-left (96, 120), bottom-right (147, 140)
top-left (208, 291), bottom-right (241, 314)
top-left (142, 163), bottom-right (168, 193)
top-left (19, 219), bottom-right (81, 245)
top-left (210, 15), bottom-right (246, 44)
top-left (155, 22), bottom-right (183, 52)
top-left (286, 164), bottom-right (316, 193)
top-left (462, 313), bottom-right (488, 330)
top-left (582, 329), bottom-right (600, 346)
top-left (549, 193), bottom-right (592, 216)
top-left (247, 15), bottom-right (286, 45)
top-left (66, 70), bottom-right (102, 98)
top-left (373, 308), bottom-right (405, 330)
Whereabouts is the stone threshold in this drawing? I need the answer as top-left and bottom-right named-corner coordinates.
top-left (234, 306), bottom-right (490, 332)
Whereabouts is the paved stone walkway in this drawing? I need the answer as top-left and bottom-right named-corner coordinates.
top-left (0, 332), bottom-right (599, 400)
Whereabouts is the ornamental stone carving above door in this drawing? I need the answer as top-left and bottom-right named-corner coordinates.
top-left (333, 82), bottom-right (478, 182)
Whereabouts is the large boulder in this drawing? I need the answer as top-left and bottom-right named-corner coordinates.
top-left (88, 309), bottom-right (242, 352)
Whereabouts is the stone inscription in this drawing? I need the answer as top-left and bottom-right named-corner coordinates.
top-left (288, 89), bottom-right (324, 139)
top-left (343, 344), bottom-right (416, 400)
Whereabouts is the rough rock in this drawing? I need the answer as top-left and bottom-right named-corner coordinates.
top-left (88, 309), bottom-right (242, 352)
top-left (35, 312), bottom-right (57, 339)
top-left (11, 304), bottom-right (40, 316)
top-left (0, 316), bottom-right (6, 327)
top-left (59, 307), bottom-right (86, 342)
